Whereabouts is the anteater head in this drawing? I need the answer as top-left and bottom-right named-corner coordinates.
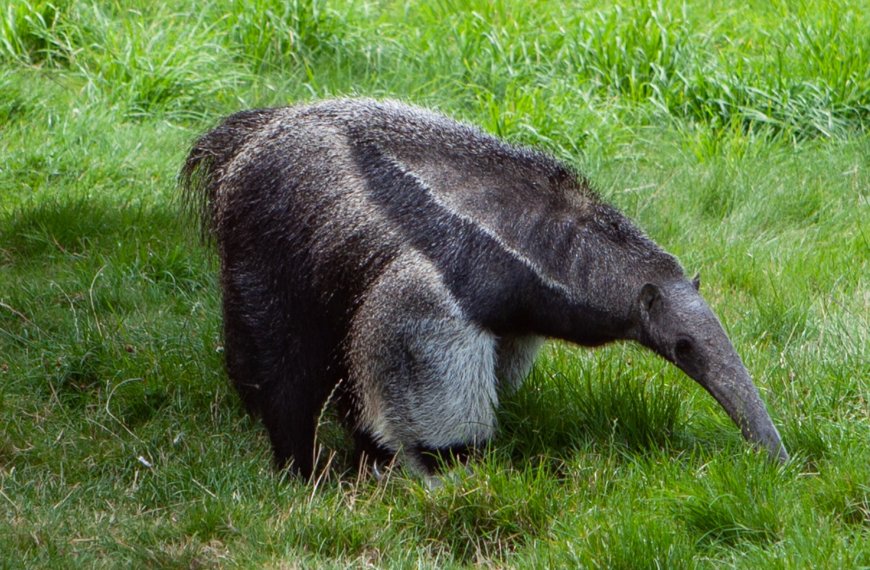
top-left (631, 275), bottom-right (789, 462)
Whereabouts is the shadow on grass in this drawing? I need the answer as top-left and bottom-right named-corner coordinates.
top-left (1, 196), bottom-right (188, 262)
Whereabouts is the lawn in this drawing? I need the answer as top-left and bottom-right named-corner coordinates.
top-left (0, 0), bottom-right (867, 567)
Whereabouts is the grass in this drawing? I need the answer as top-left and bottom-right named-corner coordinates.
top-left (1, 0), bottom-right (868, 567)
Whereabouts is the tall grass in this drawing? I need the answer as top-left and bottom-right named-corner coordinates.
top-left (222, 0), bottom-right (338, 70)
top-left (1, 0), bottom-right (868, 567)
top-left (2, 0), bottom-right (867, 132)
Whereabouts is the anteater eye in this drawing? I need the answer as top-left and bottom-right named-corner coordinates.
top-left (675, 338), bottom-right (693, 359)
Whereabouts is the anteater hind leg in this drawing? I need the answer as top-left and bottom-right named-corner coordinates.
top-left (221, 266), bottom-right (338, 479)
top-left (349, 253), bottom-right (500, 475)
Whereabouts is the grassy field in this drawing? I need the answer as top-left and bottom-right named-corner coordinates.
top-left (1, 0), bottom-right (868, 567)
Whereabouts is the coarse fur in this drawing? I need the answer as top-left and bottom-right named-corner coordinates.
top-left (181, 98), bottom-right (787, 479)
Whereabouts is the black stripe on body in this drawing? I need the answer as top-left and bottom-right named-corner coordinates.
top-left (352, 141), bottom-right (623, 345)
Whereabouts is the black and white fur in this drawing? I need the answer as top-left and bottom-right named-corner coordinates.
top-left (181, 99), bottom-right (787, 478)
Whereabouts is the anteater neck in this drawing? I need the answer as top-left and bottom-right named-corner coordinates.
top-left (461, 202), bottom-right (684, 347)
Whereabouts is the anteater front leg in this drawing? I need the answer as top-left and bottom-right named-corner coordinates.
top-left (495, 335), bottom-right (544, 395)
top-left (348, 253), bottom-right (500, 475)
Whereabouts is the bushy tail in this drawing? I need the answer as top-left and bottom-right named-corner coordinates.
top-left (179, 108), bottom-right (277, 241)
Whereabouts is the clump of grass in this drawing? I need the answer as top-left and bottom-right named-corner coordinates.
top-left (0, 0), bottom-right (69, 64)
top-left (70, 5), bottom-right (244, 120)
top-left (392, 462), bottom-right (563, 563)
top-left (502, 343), bottom-right (686, 459)
top-left (557, 1), bottom-right (869, 138)
top-left (46, 340), bottom-right (107, 408)
top-left (673, 452), bottom-right (790, 547)
top-left (808, 432), bottom-right (870, 528)
top-left (217, 0), bottom-right (340, 72)
top-left (0, 2), bottom-right (247, 120)
top-left (564, 2), bottom-right (695, 105)
top-left (575, 510), bottom-right (696, 569)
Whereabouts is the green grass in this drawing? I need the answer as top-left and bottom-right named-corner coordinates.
top-left (1, 0), bottom-right (868, 567)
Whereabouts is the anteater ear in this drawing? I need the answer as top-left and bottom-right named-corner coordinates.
top-left (692, 273), bottom-right (701, 291)
top-left (639, 283), bottom-right (662, 316)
